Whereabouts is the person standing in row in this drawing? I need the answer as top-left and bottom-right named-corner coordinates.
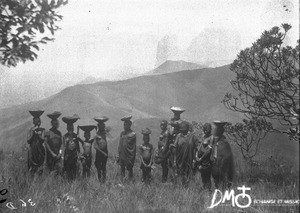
top-left (94, 116), bottom-right (109, 183)
top-left (117, 115), bottom-right (136, 181)
top-left (195, 123), bottom-right (213, 190)
top-left (78, 125), bottom-right (96, 178)
top-left (157, 120), bottom-right (172, 183)
top-left (44, 111), bottom-right (63, 173)
top-left (173, 121), bottom-right (199, 187)
top-left (27, 110), bottom-right (45, 175)
top-left (62, 115), bottom-right (80, 181)
top-left (210, 121), bottom-right (234, 189)
top-left (169, 107), bottom-right (185, 140)
top-left (168, 107), bottom-right (185, 175)
top-left (139, 128), bottom-right (153, 184)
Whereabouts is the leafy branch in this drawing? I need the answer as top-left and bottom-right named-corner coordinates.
top-left (0, 0), bottom-right (68, 67)
top-left (222, 24), bottom-right (299, 138)
top-left (225, 118), bottom-right (272, 161)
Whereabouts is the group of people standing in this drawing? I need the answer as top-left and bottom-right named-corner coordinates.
top-left (27, 107), bottom-right (229, 189)
top-left (153, 107), bottom-right (222, 188)
top-left (27, 111), bottom-right (109, 182)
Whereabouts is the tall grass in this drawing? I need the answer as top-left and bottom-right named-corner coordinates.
top-left (0, 151), bottom-right (299, 213)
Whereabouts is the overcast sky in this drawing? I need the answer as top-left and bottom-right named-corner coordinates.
top-left (1, 0), bottom-right (299, 83)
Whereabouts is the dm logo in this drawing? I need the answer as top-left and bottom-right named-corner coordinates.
top-left (208, 185), bottom-right (252, 209)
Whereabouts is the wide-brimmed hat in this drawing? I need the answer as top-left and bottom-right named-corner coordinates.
top-left (212, 121), bottom-right (227, 136)
top-left (121, 115), bottom-right (132, 122)
top-left (170, 106), bottom-right (185, 115)
top-left (94, 116), bottom-right (109, 123)
top-left (47, 111), bottom-right (61, 120)
top-left (79, 125), bottom-right (96, 133)
top-left (62, 114), bottom-right (80, 124)
top-left (212, 120), bottom-right (227, 127)
top-left (29, 110), bottom-right (44, 118)
top-left (141, 128), bottom-right (152, 135)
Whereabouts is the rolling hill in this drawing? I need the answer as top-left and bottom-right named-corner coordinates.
top-left (0, 65), bottom-right (298, 169)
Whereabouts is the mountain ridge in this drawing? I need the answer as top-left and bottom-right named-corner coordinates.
top-left (0, 64), bottom-right (298, 168)
top-left (148, 60), bottom-right (207, 75)
top-left (0, 64), bottom-right (241, 152)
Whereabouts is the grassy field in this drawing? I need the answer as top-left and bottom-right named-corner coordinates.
top-left (0, 149), bottom-right (299, 213)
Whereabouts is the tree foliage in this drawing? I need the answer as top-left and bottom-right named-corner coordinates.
top-left (222, 24), bottom-right (299, 141)
top-left (225, 118), bottom-right (272, 161)
top-left (0, 0), bottom-right (68, 67)
top-left (281, 108), bottom-right (299, 141)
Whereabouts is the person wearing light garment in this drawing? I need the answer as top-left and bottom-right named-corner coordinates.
top-left (62, 114), bottom-right (80, 181)
top-left (93, 116), bottom-right (109, 183)
top-left (172, 121), bottom-right (199, 187)
top-left (139, 128), bottom-right (153, 184)
top-left (117, 115), bottom-right (136, 181)
top-left (78, 125), bottom-right (97, 178)
top-left (44, 111), bottom-right (63, 174)
top-left (27, 110), bottom-right (45, 175)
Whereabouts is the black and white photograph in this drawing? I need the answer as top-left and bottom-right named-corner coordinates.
top-left (0, 0), bottom-right (299, 212)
